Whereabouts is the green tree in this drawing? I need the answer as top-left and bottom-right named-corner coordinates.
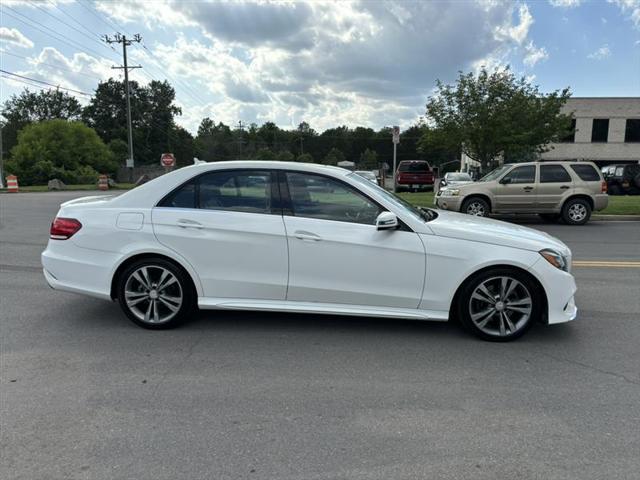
top-left (296, 152), bottom-right (314, 163)
top-left (194, 118), bottom-right (233, 162)
top-left (277, 150), bottom-right (295, 162)
top-left (1, 89), bottom-right (82, 157)
top-left (322, 147), bottom-right (345, 166)
top-left (424, 67), bottom-right (572, 170)
top-left (359, 148), bottom-right (378, 169)
top-left (255, 148), bottom-right (276, 160)
top-left (6, 120), bottom-right (116, 185)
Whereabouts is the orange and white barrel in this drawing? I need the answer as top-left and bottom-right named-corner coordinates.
top-left (98, 174), bottom-right (109, 191)
top-left (6, 175), bottom-right (19, 193)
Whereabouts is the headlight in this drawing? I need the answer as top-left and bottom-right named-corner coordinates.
top-left (442, 188), bottom-right (460, 196)
top-left (539, 249), bottom-right (569, 272)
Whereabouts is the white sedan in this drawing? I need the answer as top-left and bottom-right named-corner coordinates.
top-left (42, 161), bottom-right (577, 341)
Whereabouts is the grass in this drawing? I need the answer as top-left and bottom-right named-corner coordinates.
top-left (1, 183), bottom-right (136, 193)
top-left (397, 191), bottom-right (640, 215)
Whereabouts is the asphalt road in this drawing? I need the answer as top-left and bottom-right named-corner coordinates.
top-left (2, 191), bottom-right (639, 480)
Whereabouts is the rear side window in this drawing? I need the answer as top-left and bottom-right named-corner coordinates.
top-left (502, 165), bottom-right (535, 184)
top-left (160, 181), bottom-right (196, 208)
top-left (199, 171), bottom-right (272, 214)
top-left (398, 162), bottom-right (429, 172)
top-left (570, 164), bottom-right (601, 182)
top-left (540, 165), bottom-right (571, 183)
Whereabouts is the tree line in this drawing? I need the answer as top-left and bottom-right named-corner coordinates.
top-left (1, 67), bottom-right (572, 185)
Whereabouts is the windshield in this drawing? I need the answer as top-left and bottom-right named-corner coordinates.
top-left (447, 173), bottom-right (472, 181)
top-left (478, 165), bottom-right (512, 182)
top-left (347, 173), bottom-right (435, 223)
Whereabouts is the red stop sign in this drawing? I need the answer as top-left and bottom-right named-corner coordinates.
top-left (160, 153), bottom-right (176, 167)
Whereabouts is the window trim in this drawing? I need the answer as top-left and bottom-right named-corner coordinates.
top-left (539, 164), bottom-right (572, 184)
top-left (156, 168), bottom-right (280, 215)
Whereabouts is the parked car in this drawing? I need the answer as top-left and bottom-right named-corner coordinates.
top-left (42, 161), bottom-right (577, 341)
top-left (439, 172), bottom-right (474, 189)
top-left (435, 161), bottom-right (608, 225)
top-left (394, 160), bottom-right (434, 192)
top-left (602, 163), bottom-right (640, 195)
top-left (354, 170), bottom-right (378, 184)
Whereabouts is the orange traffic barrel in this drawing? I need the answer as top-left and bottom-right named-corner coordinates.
top-left (6, 175), bottom-right (18, 193)
top-left (98, 174), bottom-right (109, 191)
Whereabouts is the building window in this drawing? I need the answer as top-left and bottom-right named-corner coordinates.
top-left (560, 119), bottom-right (576, 143)
top-left (591, 119), bottom-right (609, 143)
top-left (624, 119), bottom-right (640, 143)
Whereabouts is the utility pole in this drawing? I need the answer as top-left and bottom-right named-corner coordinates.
top-left (0, 123), bottom-right (4, 188)
top-left (237, 120), bottom-right (244, 158)
top-left (104, 33), bottom-right (142, 169)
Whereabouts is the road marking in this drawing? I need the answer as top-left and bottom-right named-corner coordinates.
top-left (573, 261), bottom-right (640, 268)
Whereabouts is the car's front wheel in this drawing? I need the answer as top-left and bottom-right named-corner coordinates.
top-left (457, 268), bottom-right (542, 341)
top-left (461, 197), bottom-right (490, 217)
top-left (117, 258), bottom-right (196, 329)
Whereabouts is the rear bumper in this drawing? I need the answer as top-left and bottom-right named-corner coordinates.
top-left (41, 241), bottom-right (121, 300)
top-left (593, 194), bottom-right (609, 211)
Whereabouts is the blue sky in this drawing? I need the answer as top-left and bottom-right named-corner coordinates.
top-left (1, 0), bottom-right (639, 133)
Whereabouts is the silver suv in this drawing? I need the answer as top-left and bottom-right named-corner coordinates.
top-left (435, 161), bottom-right (608, 225)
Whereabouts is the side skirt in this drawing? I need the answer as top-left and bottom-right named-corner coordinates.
top-left (198, 297), bottom-right (449, 321)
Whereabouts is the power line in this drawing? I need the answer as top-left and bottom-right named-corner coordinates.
top-left (0, 70), bottom-right (93, 96)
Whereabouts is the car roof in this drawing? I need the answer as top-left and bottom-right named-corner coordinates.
top-left (184, 160), bottom-right (351, 176)
top-left (502, 160), bottom-right (599, 167)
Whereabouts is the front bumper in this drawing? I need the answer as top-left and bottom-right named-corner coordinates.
top-left (529, 257), bottom-right (578, 324)
top-left (434, 194), bottom-right (463, 211)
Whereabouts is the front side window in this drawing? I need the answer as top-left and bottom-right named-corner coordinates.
top-left (502, 165), bottom-right (536, 184)
top-left (540, 165), bottom-right (571, 183)
top-left (199, 171), bottom-right (272, 213)
top-left (286, 172), bottom-right (382, 225)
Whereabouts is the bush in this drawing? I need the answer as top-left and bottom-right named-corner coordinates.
top-left (8, 119), bottom-right (116, 185)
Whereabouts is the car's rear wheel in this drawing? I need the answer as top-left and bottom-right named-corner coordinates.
top-left (462, 197), bottom-right (490, 217)
top-left (458, 268), bottom-right (542, 341)
top-left (117, 258), bottom-right (195, 329)
top-left (562, 198), bottom-right (591, 225)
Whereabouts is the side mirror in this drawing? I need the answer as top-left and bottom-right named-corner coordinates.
top-left (376, 211), bottom-right (398, 231)
top-left (500, 176), bottom-right (512, 185)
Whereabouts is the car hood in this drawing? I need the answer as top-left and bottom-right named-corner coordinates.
top-left (443, 180), bottom-right (474, 186)
top-left (429, 210), bottom-right (570, 255)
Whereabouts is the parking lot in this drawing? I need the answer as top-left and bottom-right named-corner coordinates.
top-left (2, 191), bottom-right (639, 479)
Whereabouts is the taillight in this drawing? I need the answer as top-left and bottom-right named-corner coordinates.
top-left (50, 217), bottom-right (82, 240)
top-left (601, 181), bottom-right (607, 193)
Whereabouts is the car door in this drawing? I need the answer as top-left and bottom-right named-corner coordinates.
top-left (152, 169), bottom-right (288, 300)
top-left (495, 165), bottom-right (537, 212)
top-left (281, 171), bottom-right (425, 309)
top-left (538, 164), bottom-right (573, 211)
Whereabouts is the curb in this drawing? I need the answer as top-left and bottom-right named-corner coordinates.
top-left (591, 215), bottom-right (640, 221)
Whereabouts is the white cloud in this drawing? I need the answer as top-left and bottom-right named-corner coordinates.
top-left (0, 27), bottom-right (34, 49)
top-left (608, 0), bottom-right (640, 29)
top-left (588, 44), bottom-right (612, 59)
top-left (523, 41), bottom-right (549, 67)
top-left (494, 4), bottom-right (534, 45)
top-left (548, 0), bottom-right (582, 7)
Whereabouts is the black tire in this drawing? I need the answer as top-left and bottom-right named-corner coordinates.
top-left (117, 257), bottom-right (196, 329)
top-left (461, 197), bottom-right (490, 217)
top-left (608, 184), bottom-right (621, 196)
top-left (457, 268), bottom-right (542, 342)
top-left (539, 213), bottom-right (561, 223)
top-left (561, 197), bottom-right (592, 225)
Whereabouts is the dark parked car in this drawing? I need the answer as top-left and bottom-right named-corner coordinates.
top-left (602, 163), bottom-right (640, 195)
top-left (394, 160), bottom-right (434, 192)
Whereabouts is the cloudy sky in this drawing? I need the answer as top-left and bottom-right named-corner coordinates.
top-left (1, 0), bottom-right (639, 133)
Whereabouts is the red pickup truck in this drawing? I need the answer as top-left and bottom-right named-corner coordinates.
top-left (394, 160), bottom-right (435, 192)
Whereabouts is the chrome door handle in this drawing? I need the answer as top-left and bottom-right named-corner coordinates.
top-left (294, 231), bottom-right (321, 241)
top-left (560, 185), bottom-right (570, 190)
top-left (177, 219), bottom-right (203, 229)
top-left (523, 186), bottom-right (533, 191)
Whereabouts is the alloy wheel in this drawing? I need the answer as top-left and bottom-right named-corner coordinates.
top-left (124, 266), bottom-right (183, 324)
top-left (466, 202), bottom-right (486, 216)
top-left (468, 276), bottom-right (533, 337)
top-left (567, 203), bottom-right (587, 222)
